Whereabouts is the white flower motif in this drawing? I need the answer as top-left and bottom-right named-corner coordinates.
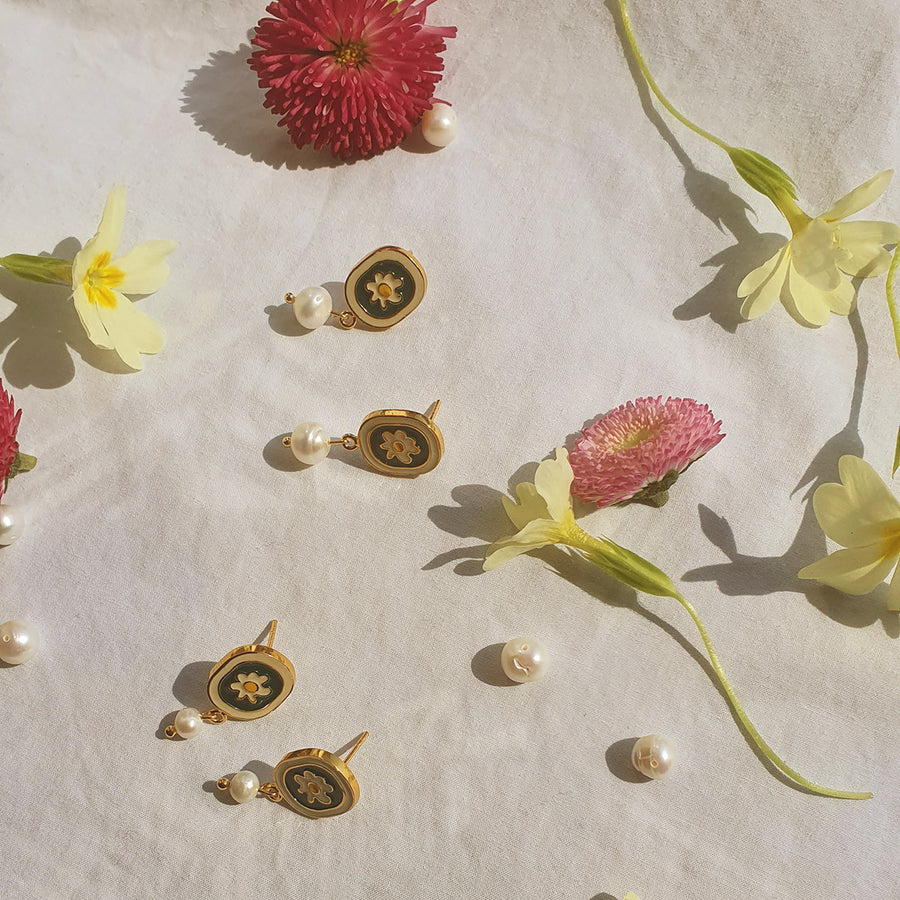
top-left (71, 185), bottom-right (177, 369)
top-left (798, 455), bottom-right (900, 610)
top-left (365, 271), bottom-right (403, 309)
top-left (294, 770), bottom-right (334, 805)
top-left (230, 672), bottom-right (272, 703)
top-left (380, 429), bottom-right (421, 464)
top-left (738, 170), bottom-right (900, 326)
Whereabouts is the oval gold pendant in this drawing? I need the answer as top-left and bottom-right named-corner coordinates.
top-left (207, 643), bottom-right (295, 722)
top-left (274, 748), bottom-right (361, 818)
top-left (356, 406), bottom-right (444, 477)
top-left (344, 246), bottom-right (426, 329)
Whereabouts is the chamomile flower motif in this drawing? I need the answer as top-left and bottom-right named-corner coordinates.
top-left (798, 455), bottom-right (900, 610)
top-left (366, 272), bottom-right (403, 309)
top-left (739, 171), bottom-right (900, 326)
top-left (231, 672), bottom-right (272, 703)
top-left (294, 769), bottom-right (334, 805)
top-left (380, 429), bottom-right (420, 464)
top-left (71, 186), bottom-right (177, 369)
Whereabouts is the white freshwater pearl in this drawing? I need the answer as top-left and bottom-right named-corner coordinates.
top-left (292, 286), bottom-right (332, 330)
top-left (631, 734), bottom-right (675, 780)
top-left (173, 707), bottom-right (203, 740)
top-left (289, 422), bottom-right (331, 466)
top-left (0, 504), bottom-right (24, 545)
top-left (0, 619), bottom-right (39, 665)
top-left (229, 770), bottom-right (260, 804)
top-left (421, 103), bottom-right (457, 147)
top-left (500, 637), bottom-right (549, 683)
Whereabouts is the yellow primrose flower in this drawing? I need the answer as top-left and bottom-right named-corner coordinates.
top-left (71, 186), bottom-right (176, 369)
top-left (738, 171), bottom-right (900, 326)
top-left (799, 455), bottom-right (900, 609)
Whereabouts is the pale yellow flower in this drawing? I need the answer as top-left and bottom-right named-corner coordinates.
top-left (799, 455), bottom-right (900, 609)
top-left (71, 186), bottom-right (176, 369)
top-left (738, 170), bottom-right (900, 326)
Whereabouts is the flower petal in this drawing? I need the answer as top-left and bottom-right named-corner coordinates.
top-left (96, 293), bottom-right (164, 370)
top-left (821, 170), bottom-right (892, 222)
top-left (737, 244), bottom-right (788, 299)
top-left (72, 186), bottom-right (127, 282)
top-left (837, 219), bottom-right (900, 246)
top-left (483, 519), bottom-right (561, 571)
top-left (798, 544), bottom-right (896, 595)
top-left (822, 277), bottom-right (855, 315)
top-left (533, 448), bottom-right (574, 522)
top-left (71, 284), bottom-right (115, 350)
top-left (790, 219), bottom-right (842, 291)
top-left (502, 483), bottom-right (549, 531)
top-left (785, 264), bottom-right (832, 326)
top-left (113, 240), bottom-right (177, 294)
top-left (739, 246), bottom-right (790, 319)
top-left (812, 455), bottom-right (900, 546)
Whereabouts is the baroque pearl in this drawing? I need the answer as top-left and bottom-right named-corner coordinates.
top-left (631, 734), bottom-right (675, 780)
top-left (421, 102), bottom-right (457, 147)
top-left (291, 286), bottom-right (332, 330)
top-left (0, 504), bottom-right (24, 545)
top-left (229, 770), bottom-right (260, 804)
top-left (0, 619), bottom-right (39, 665)
top-left (500, 637), bottom-right (549, 683)
top-left (289, 422), bottom-right (331, 466)
top-left (173, 707), bottom-right (203, 740)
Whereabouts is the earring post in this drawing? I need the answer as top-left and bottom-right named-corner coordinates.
top-left (426, 399), bottom-right (441, 421)
top-left (268, 620), bottom-right (278, 648)
top-left (343, 731), bottom-right (369, 764)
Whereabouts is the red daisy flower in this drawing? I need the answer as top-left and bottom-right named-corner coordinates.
top-left (0, 381), bottom-right (22, 504)
top-left (249, 0), bottom-right (456, 159)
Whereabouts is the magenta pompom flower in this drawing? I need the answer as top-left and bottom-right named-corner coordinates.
top-left (249, 0), bottom-right (457, 159)
top-left (0, 382), bottom-right (23, 504)
top-left (570, 397), bottom-right (725, 508)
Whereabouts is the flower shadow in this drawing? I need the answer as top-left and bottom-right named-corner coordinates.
top-left (0, 238), bottom-right (137, 387)
top-left (681, 309), bottom-right (899, 636)
top-left (181, 45), bottom-right (347, 172)
top-left (606, 0), bottom-right (788, 333)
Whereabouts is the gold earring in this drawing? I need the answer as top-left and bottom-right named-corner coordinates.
top-left (165, 621), bottom-right (295, 740)
top-left (285, 246), bottom-right (426, 331)
top-left (283, 400), bottom-right (444, 477)
top-left (217, 732), bottom-right (369, 817)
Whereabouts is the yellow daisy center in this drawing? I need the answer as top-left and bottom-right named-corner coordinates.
top-left (615, 425), bottom-right (659, 450)
top-left (333, 40), bottom-right (367, 68)
top-left (83, 251), bottom-right (124, 308)
top-left (243, 681), bottom-right (258, 693)
top-left (378, 283), bottom-right (393, 298)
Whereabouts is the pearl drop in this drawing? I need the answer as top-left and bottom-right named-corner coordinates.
top-left (421, 103), bottom-right (457, 148)
top-left (0, 619), bottom-right (39, 665)
top-left (173, 707), bottom-right (203, 740)
top-left (500, 637), bottom-right (549, 683)
top-left (291, 286), bottom-right (332, 330)
top-left (289, 422), bottom-right (331, 466)
top-left (631, 734), bottom-right (675, 780)
top-left (229, 770), bottom-right (260, 804)
top-left (0, 504), bottom-right (24, 545)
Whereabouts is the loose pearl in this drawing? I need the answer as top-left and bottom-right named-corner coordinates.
top-left (421, 102), bottom-right (457, 148)
top-left (289, 422), bottom-right (331, 466)
top-left (0, 505), bottom-right (24, 545)
top-left (631, 734), bottom-right (675, 780)
top-left (291, 286), bottom-right (332, 330)
top-left (500, 637), bottom-right (549, 683)
top-left (173, 707), bottom-right (203, 740)
top-left (229, 770), bottom-right (260, 804)
top-left (0, 619), bottom-right (39, 665)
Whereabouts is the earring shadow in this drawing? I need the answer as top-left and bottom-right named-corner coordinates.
top-left (604, 737), bottom-right (649, 784)
top-left (471, 643), bottom-right (517, 687)
top-left (203, 759), bottom-right (275, 805)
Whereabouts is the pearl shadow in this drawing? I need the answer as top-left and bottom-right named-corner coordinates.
top-left (203, 759), bottom-right (275, 806)
top-left (605, 737), bottom-right (650, 784)
top-left (470, 643), bottom-right (517, 687)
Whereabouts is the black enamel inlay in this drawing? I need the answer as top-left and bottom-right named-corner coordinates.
top-left (215, 661), bottom-right (283, 713)
top-left (352, 260), bottom-right (416, 320)
top-left (284, 763), bottom-right (345, 812)
top-left (366, 424), bottom-right (430, 469)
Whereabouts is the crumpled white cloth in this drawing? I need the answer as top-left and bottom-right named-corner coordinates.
top-left (0, 1), bottom-right (898, 898)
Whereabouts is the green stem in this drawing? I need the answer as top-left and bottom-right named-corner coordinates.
top-left (564, 529), bottom-right (870, 798)
top-left (617, 0), bottom-right (731, 151)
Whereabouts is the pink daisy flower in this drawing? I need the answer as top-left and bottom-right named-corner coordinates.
top-left (249, 0), bottom-right (457, 159)
top-left (0, 381), bottom-right (22, 504)
top-left (569, 397), bottom-right (725, 508)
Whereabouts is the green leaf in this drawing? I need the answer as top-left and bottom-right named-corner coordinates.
top-left (726, 147), bottom-right (798, 209)
top-left (893, 425), bottom-right (900, 477)
top-left (577, 535), bottom-right (679, 598)
top-left (0, 254), bottom-right (72, 285)
top-left (7, 451), bottom-right (36, 480)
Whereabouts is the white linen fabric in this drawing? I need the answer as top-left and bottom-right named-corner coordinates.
top-left (1, 0), bottom-right (898, 897)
